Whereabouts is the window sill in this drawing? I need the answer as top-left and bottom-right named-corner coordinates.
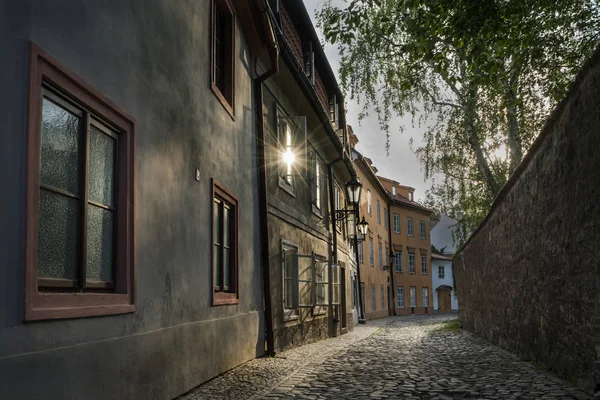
top-left (409, 272), bottom-right (415, 274)
top-left (25, 292), bottom-right (135, 321)
top-left (283, 311), bottom-right (299, 322)
top-left (312, 204), bottom-right (322, 218)
top-left (395, 271), bottom-right (403, 274)
top-left (211, 82), bottom-right (235, 121)
top-left (213, 292), bottom-right (239, 306)
top-left (278, 178), bottom-right (296, 197)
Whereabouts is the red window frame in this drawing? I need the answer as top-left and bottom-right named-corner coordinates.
top-left (24, 43), bottom-right (136, 321)
top-left (210, 0), bottom-right (236, 119)
top-left (211, 179), bottom-right (239, 305)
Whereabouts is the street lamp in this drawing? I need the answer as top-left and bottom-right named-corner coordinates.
top-left (333, 176), bottom-right (363, 223)
top-left (384, 252), bottom-right (396, 271)
top-left (345, 176), bottom-right (362, 207)
top-left (357, 216), bottom-right (369, 241)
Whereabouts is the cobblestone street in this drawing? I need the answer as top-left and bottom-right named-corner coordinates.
top-left (180, 316), bottom-right (591, 400)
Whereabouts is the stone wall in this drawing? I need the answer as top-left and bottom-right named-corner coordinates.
top-left (453, 48), bottom-right (600, 394)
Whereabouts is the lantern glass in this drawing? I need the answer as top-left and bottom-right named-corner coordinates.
top-left (357, 216), bottom-right (369, 237)
top-left (345, 176), bottom-right (362, 207)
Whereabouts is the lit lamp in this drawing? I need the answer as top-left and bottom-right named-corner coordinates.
top-left (333, 175), bottom-right (363, 223)
top-left (345, 176), bottom-right (362, 207)
top-left (357, 216), bottom-right (369, 242)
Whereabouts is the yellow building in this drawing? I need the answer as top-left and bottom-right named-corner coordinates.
top-left (378, 177), bottom-right (433, 315)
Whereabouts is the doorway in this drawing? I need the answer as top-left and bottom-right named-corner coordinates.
top-left (438, 289), bottom-right (452, 314)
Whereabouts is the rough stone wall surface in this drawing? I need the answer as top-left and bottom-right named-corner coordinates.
top-left (453, 49), bottom-right (600, 394)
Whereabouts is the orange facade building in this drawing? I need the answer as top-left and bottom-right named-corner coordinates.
top-left (350, 128), bottom-right (433, 320)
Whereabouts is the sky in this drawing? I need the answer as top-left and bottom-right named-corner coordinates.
top-left (302, 0), bottom-right (433, 200)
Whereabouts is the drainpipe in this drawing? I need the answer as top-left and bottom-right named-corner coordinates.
top-left (254, 0), bottom-right (279, 356)
top-left (387, 203), bottom-right (396, 316)
top-left (327, 158), bottom-right (343, 336)
top-left (354, 205), bottom-right (366, 323)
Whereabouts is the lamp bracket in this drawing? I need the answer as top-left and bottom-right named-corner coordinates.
top-left (333, 208), bottom-right (357, 222)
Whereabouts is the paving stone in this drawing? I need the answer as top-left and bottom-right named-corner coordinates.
top-left (178, 315), bottom-right (590, 400)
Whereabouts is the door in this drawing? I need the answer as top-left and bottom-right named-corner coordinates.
top-left (438, 289), bottom-right (451, 314)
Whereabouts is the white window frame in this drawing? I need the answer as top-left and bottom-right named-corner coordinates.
top-left (392, 186), bottom-right (397, 195)
top-left (380, 284), bottom-right (385, 309)
top-left (371, 284), bottom-right (375, 311)
top-left (409, 253), bottom-right (415, 274)
top-left (410, 286), bottom-right (416, 307)
top-left (407, 217), bottom-right (414, 236)
top-left (315, 159), bottom-right (321, 210)
top-left (376, 200), bottom-right (381, 224)
top-left (420, 220), bottom-right (426, 239)
top-left (395, 251), bottom-right (402, 273)
top-left (393, 214), bottom-right (400, 233)
top-left (369, 238), bottom-right (374, 266)
top-left (397, 287), bottom-right (404, 308)
top-left (358, 240), bottom-right (364, 264)
top-left (378, 241), bottom-right (383, 269)
top-left (367, 190), bottom-right (372, 215)
top-left (422, 287), bottom-right (429, 307)
top-left (331, 263), bottom-right (341, 306)
top-left (383, 208), bottom-right (388, 230)
top-left (421, 255), bottom-right (428, 274)
top-left (438, 265), bottom-right (445, 279)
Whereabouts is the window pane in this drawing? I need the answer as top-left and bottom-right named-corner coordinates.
top-left (213, 200), bottom-right (222, 244)
top-left (213, 244), bottom-right (222, 287)
top-left (41, 97), bottom-right (81, 194)
top-left (86, 204), bottom-right (114, 282)
top-left (223, 206), bottom-right (231, 246)
top-left (38, 189), bottom-right (79, 280)
top-left (88, 125), bottom-right (116, 207)
top-left (223, 247), bottom-right (230, 288)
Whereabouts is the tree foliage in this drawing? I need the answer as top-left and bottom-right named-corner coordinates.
top-left (317, 0), bottom-right (600, 244)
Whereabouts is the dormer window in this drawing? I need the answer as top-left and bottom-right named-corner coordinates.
top-left (302, 42), bottom-right (315, 85)
top-left (392, 186), bottom-right (397, 196)
top-left (408, 191), bottom-right (414, 201)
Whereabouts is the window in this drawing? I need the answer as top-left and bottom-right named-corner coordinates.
top-left (384, 208), bottom-right (388, 230)
top-left (328, 94), bottom-right (339, 124)
top-left (302, 41), bottom-right (315, 85)
top-left (369, 238), bottom-right (374, 266)
top-left (422, 287), bottom-right (429, 307)
top-left (312, 157), bottom-right (322, 211)
top-left (408, 191), bottom-right (414, 201)
top-left (409, 253), bottom-right (415, 273)
top-left (358, 240), bottom-right (364, 264)
top-left (367, 190), bottom-right (372, 214)
top-left (407, 217), bottom-right (414, 236)
top-left (385, 245), bottom-right (389, 268)
top-left (410, 287), bottom-right (416, 307)
top-left (334, 184), bottom-right (342, 229)
top-left (25, 44), bottom-right (135, 321)
top-left (211, 0), bottom-right (235, 118)
top-left (332, 264), bottom-right (341, 306)
top-left (280, 119), bottom-right (294, 186)
top-left (421, 254), bottom-right (428, 274)
top-left (377, 200), bottom-right (381, 224)
top-left (392, 186), bottom-right (397, 195)
top-left (315, 259), bottom-right (329, 307)
top-left (371, 284), bottom-right (376, 311)
top-left (439, 265), bottom-right (445, 279)
top-left (420, 220), bottom-right (426, 239)
top-left (393, 214), bottom-right (400, 233)
top-left (282, 244), bottom-right (298, 316)
top-left (213, 180), bottom-right (239, 305)
top-left (378, 241), bottom-right (383, 269)
top-left (395, 251), bottom-right (402, 272)
top-left (380, 284), bottom-right (385, 309)
top-left (397, 287), bottom-right (404, 308)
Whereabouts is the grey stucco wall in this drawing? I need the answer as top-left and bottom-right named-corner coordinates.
top-left (453, 48), bottom-right (600, 394)
top-left (0, 1), bottom-right (264, 398)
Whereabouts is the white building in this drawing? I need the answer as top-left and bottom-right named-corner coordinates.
top-left (430, 214), bottom-right (460, 314)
